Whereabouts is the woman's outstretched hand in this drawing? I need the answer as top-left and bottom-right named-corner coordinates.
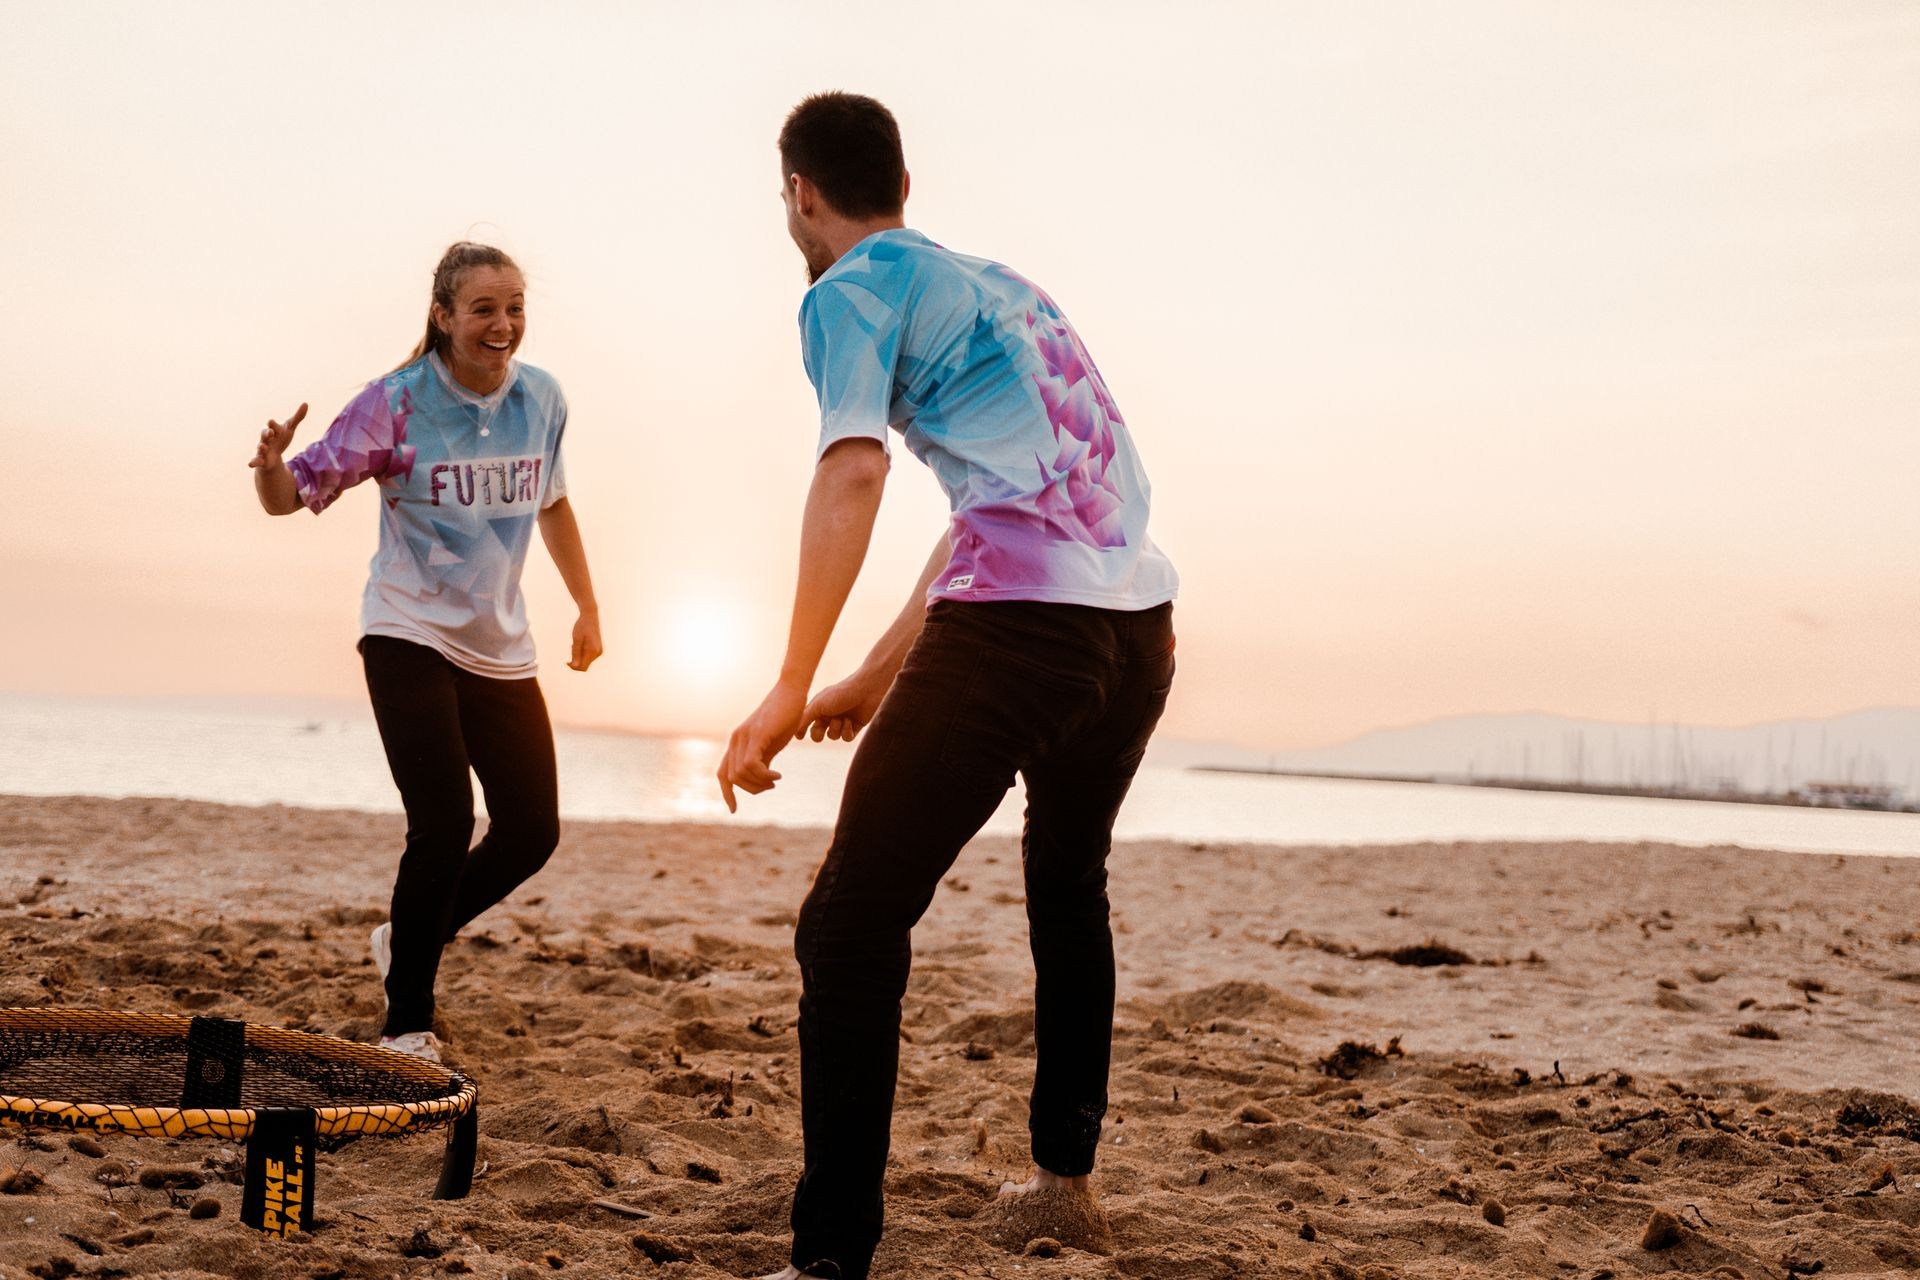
top-left (250, 403), bottom-right (308, 470)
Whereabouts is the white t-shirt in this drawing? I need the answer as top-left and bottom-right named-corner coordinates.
top-left (288, 352), bottom-right (569, 677)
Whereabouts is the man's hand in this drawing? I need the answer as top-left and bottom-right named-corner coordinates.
top-left (798, 666), bottom-right (893, 742)
top-left (249, 403), bottom-right (307, 470)
top-left (718, 680), bottom-right (808, 812)
top-left (720, 439), bottom-right (888, 813)
top-left (568, 608), bottom-right (603, 671)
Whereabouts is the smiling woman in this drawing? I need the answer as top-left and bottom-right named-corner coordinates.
top-left (390, 242), bottom-right (524, 389)
top-left (421, 268), bottom-right (524, 395)
top-left (240, 239), bottom-right (605, 1070)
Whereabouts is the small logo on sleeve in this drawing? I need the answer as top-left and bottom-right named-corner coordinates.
top-left (946, 574), bottom-right (975, 590)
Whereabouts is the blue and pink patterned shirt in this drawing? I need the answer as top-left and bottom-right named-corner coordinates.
top-left (287, 351), bottom-right (568, 678)
top-left (802, 228), bottom-right (1177, 609)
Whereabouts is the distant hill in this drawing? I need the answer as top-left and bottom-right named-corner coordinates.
top-left (1175, 708), bottom-right (1920, 796)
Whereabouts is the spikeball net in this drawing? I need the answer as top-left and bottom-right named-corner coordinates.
top-left (0, 1009), bottom-right (478, 1235)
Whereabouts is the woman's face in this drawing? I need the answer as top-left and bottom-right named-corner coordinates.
top-left (434, 266), bottom-right (525, 384)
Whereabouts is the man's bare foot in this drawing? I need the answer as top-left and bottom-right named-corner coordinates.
top-left (757, 1269), bottom-right (804, 1280)
top-left (999, 1167), bottom-right (1092, 1196)
top-left (984, 1168), bottom-right (1113, 1252)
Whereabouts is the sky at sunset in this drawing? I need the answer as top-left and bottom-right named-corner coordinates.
top-left (3, 1), bottom-right (1916, 752)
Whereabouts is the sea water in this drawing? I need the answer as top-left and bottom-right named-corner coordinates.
top-left (2, 693), bottom-right (1916, 857)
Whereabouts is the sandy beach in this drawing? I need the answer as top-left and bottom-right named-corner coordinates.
top-left (2, 793), bottom-right (1917, 1279)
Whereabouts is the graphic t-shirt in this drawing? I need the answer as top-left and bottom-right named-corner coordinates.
top-left (287, 351), bottom-right (568, 678)
top-left (801, 228), bottom-right (1178, 609)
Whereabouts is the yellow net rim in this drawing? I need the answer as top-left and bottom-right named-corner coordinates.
top-left (0, 1008), bottom-right (476, 1141)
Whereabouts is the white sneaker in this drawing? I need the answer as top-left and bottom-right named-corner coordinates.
top-left (379, 1031), bottom-right (444, 1064)
top-left (370, 922), bottom-right (393, 979)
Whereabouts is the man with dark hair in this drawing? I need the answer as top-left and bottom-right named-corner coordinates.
top-left (720, 90), bottom-right (1179, 1280)
top-left (774, 92), bottom-right (906, 226)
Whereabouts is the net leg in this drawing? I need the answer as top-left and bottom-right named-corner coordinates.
top-left (182, 1016), bottom-right (247, 1108)
top-left (241, 1108), bottom-right (317, 1236)
top-left (432, 1105), bottom-right (478, 1200)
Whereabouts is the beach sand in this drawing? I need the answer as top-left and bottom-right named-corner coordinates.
top-left (2, 793), bottom-right (1917, 1278)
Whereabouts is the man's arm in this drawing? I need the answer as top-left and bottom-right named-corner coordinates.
top-left (798, 531), bottom-right (950, 742)
top-left (716, 437), bottom-right (889, 810)
top-left (537, 497), bottom-right (603, 671)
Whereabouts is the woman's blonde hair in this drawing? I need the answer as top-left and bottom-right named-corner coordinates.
top-left (395, 241), bottom-right (522, 372)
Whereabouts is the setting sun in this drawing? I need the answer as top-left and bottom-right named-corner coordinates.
top-left (662, 595), bottom-right (749, 685)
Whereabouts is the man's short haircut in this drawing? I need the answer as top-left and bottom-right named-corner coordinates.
top-left (779, 92), bottom-right (906, 219)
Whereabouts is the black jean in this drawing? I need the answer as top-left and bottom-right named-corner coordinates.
top-left (788, 600), bottom-right (1175, 1280)
top-left (360, 635), bottom-right (560, 1037)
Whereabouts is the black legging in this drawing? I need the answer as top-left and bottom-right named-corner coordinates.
top-left (360, 635), bottom-right (560, 1036)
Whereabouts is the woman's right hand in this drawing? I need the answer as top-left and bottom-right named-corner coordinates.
top-left (249, 403), bottom-right (308, 469)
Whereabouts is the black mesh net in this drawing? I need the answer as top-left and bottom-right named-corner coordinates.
top-left (0, 1009), bottom-right (473, 1141)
